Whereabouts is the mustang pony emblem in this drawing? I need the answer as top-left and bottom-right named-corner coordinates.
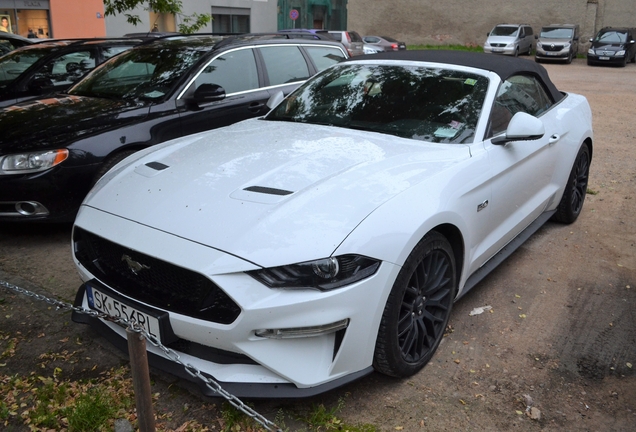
top-left (121, 254), bottom-right (150, 275)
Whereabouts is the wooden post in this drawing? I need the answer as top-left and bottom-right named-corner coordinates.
top-left (126, 328), bottom-right (156, 432)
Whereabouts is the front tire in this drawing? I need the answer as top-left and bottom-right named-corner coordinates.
top-left (373, 231), bottom-right (457, 377)
top-left (552, 143), bottom-right (591, 224)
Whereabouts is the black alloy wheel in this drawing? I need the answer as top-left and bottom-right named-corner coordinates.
top-left (374, 231), bottom-right (457, 377)
top-left (552, 143), bottom-right (591, 224)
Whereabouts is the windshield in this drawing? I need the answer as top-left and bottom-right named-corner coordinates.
top-left (265, 64), bottom-right (488, 144)
top-left (69, 45), bottom-right (205, 101)
top-left (540, 28), bottom-right (574, 39)
top-left (0, 49), bottom-right (48, 88)
top-left (595, 30), bottom-right (627, 43)
top-left (491, 26), bottom-right (519, 37)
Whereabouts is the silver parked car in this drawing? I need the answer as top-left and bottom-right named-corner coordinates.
top-left (328, 30), bottom-right (364, 56)
top-left (535, 24), bottom-right (580, 63)
top-left (362, 35), bottom-right (407, 52)
top-left (484, 24), bottom-right (534, 56)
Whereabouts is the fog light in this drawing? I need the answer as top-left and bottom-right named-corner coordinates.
top-left (255, 319), bottom-right (349, 339)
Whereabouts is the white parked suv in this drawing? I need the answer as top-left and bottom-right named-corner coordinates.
top-left (484, 24), bottom-right (534, 56)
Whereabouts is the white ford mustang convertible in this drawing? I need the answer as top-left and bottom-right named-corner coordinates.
top-left (72, 50), bottom-right (593, 397)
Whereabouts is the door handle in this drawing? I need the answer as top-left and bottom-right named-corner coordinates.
top-left (248, 102), bottom-right (264, 112)
top-left (548, 134), bottom-right (560, 144)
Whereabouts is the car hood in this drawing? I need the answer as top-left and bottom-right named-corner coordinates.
top-left (0, 94), bottom-right (146, 153)
top-left (85, 118), bottom-right (471, 267)
top-left (591, 42), bottom-right (626, 51)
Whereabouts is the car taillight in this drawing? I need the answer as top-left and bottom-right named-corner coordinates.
top-left (391, 43), bottom-right (398, 50)
top-left (345, 32), bottom-right (351, 42)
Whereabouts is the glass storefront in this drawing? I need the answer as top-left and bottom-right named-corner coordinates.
top-left (0, 0), bottom-right (51, 39)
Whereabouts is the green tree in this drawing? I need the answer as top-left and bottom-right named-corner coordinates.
top-left (103, 0), bottom-right (211, 34)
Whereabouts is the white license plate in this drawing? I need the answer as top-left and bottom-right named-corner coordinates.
top-left (547, 52), bottom-right (558, 56)
top-left (599, 56), bottom-right (610, 60)
top-left (87, 286), bottom-right (162, 341)
top-left (492, 49), bottom-right (503, 53)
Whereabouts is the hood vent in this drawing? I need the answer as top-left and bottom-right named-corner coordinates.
top-left (243, 186), bottom-right (293, 196)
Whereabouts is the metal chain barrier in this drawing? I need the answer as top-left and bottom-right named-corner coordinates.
top-left (0, 279), bottom-right (282, 432)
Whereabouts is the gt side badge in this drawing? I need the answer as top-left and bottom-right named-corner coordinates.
top-left (477, 200), bottom-right (489, 212)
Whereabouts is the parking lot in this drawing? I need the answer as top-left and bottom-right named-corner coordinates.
top-left (0, 57), bottom-right (635, 431)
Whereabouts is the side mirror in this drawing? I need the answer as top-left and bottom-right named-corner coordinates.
top-left (491, 112), bottom-right (544, 145)
top-left (192, 83), bottom-right (225, 104)
top-left (266, 90), bottom-right (285, 110)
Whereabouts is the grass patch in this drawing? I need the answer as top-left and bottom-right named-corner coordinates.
top-left (587, 188), bottom-right (599, 195)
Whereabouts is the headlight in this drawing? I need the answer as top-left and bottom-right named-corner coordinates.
top-left (563, 43), bottom-right (571, 50)
top-left (1, 149), bottom-right (69, 174)
top-left (248, 254), bottom-right (381, 291)
top-left (588, 48), bottom-right (595, 55)
top-left (616, 50), bottom-right (626, 56)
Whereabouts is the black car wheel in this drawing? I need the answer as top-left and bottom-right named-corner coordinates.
top-left (93, 150), bottom-right (137, 185)
top-left (374, 231), bottom-right (457, 377)
top-left (566, 53), bottom-right (573, 64)
top-left (552, 143), bottom-right (591, 224)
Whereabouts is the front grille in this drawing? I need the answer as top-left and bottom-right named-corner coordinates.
top-left (544, 44), bottom-right (565, 52)
top-left (74, 227), bottom-right (241, 324)
top-left (491, 43), bottom-right (506, 48)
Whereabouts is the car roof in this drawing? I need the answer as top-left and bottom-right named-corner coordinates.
top-left (0, 31), bottom-right (33, 43)
top-left (343, 50), bottom-right (563, 102)
top-left (135, 33), bottom-right (347, 52)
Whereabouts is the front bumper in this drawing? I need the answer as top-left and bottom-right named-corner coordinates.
top-left (484, 46), bottom-right (516, 55)
top-left (535, 48), bottom-right (570, 61)
top-left (0, 163), bottom-right (97, 222)
top-left (71, 206), bottom-right (401, 397)
top-left (587, 53), bottom-right (627, 65)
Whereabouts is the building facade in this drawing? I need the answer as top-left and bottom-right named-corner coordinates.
top-left (104, 0), bottom-right (278, 36)
top-left (0, 0), bottom-right (106, 39)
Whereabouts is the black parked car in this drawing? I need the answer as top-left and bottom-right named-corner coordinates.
top-left (0, 38), bottom-right (142, 108)
top-left (0, 31), bottom-right (34, 55)
top-left (587, 27), bottom-right (636, 66)
top-left (0, 34), bottom-right (348, 222)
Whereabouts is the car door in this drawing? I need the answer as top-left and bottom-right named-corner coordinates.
top-left (176, 47), bottom-right (271, 136)
top-left (475, 74), bottom-right (561, 266)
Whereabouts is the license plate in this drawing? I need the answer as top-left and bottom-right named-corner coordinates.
top-left (547, 52), bottom-right (558, 56)
top-left (87, 285), bottom-right (162, 341)
top-left (599, 56), bottom-right (610, 60)
top-left (492, 49), bottom-right (503, 53)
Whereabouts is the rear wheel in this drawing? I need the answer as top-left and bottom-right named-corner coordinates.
top-left (552, 143), bottom-right (590, 224)
top-left (373, 231), bottom-right (457, 377)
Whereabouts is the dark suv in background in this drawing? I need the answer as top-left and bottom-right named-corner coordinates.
top-left (535, 24), bottom-right (579, 63)
top-left (0, 34), bottom-right (348, 222)
top-left (587, 27), bottom-right (636, 66)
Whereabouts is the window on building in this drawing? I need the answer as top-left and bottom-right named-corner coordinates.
top-left (211, 7), bottom-right (250, 33)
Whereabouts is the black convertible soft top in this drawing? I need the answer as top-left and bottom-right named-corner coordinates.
top-left (345, 50), bottom-right (564, 103)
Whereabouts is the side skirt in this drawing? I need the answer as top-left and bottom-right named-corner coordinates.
top-left (458, 210), bottom-right (556, 299)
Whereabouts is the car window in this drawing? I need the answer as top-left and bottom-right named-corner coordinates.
top-left (596, 31), bottom-right (627, 43)
top-left (71, 47), bottom-right (205, 100)
top-left (195, 48), bottom-right (258, 94)
top-left (267, 64), bottom-right (488, 144)
top-left (304, 46), bottom-right (346, 72)
top-left (488, 74), bottom-right (553, 137)
top-left (492, 26), bottom-right (519, 37)
top-left (102, 46), bottom-right (133, 60)
top-left (0, 50), bottom-right (42, 87)
top-left (348, 32), bottom-right (363, 43)
top-left (259, 46), bottom-right (310, 86)
top-left (364, 36), bottom-right (381, 43)
top-left (328, 32), bottom-right (343, 42)
top-left (41, 51), bottom-right (95, 86)
top-left (540, 28), bottom-right (574, 39)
